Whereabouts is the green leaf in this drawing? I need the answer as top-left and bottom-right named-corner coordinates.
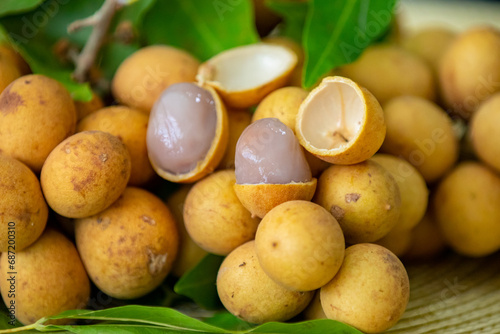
top-left (265, 0), bottom-right (309, 43)
top-left (174, 254), bottom-right (224, 310)
top-left (141, 0), bottom-right (259, 61)
top-left (302, 0), bottom-right (397, 88)
top-left (203, 312), bottom-right (255, 332)
top-left (0, 0), bottom-right (45, 17)
top-left (248, 319), bottom-right (363, 333)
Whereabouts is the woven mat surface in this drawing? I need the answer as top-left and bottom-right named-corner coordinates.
top-left (385, 252), bottom-right (500, 333)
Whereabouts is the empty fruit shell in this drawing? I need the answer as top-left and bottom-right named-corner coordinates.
top-left (197, 43), bottom-right (297, 109)
top-left (295, 76), bottom-right (386, 165)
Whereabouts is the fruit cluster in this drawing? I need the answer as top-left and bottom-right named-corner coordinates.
top-left (0, 19), bottom-right (499, 334)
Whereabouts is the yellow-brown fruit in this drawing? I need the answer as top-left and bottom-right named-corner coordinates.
top-left (217, 241), bottom-right (314, 324)
top-left (321, 243), bottom-right (410, 333)
top-left (402, 27), bottom-right (456, 71)
top-left (77, 105), bottom-right (155, 186)
top-left (255, 201), bottom-right (345, 291)
top-left (302, 291), bottom-right (327, 320)
top-left (75, 187), bottom-right (179, 299)
top-left (0, 229), bottom-right (90, 325)
top-left (0, 74), bottom-right (77, 172)
top-left (381, 95), bottom-right (458, 183)
top-left (166, 185), bottom-right (208, 277)
top-left (184, 170), bottom-right (260, 255)
top-left (296, 76), bottom-right (386, 165)
top-left (112, 45), bottom-right (200, 113)
top-left (314, 161), bottom-right (401, 244)
top-left (339, 44), bottom-right (436, 105)
top-left (0, 44), bottom-right (30, 75)
top-left (371, 153), bottom-right (428, 231)
top-left (433, 162), bottom-right (500, 257)
top-left (74, 91), bottom-right (104, 121)
top-left (218, 108), bottom-right (252, 169)
top-left (375, 227), bottom-right (412, 258)
top-left (439, 26), bottom-right (500, 120)
top-left (0, 155), bottom-right (47, 252)
top-left (470, 93), bottom-right (500, 173)
top-left (404, 211), bottom-right (447, 261)
top-left (41, 131), bottom-right (131, 218)
top-left (0, 52), bottom-right (21, 93)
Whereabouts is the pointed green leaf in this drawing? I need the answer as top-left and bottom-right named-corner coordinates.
top-left (141, 0), bottom-right (259, 61)
top-left (203, 311), bottom-right (255, 332)
top-left (265, 0), bottom-right (309, 43)
top-left (248, 319), bottom-right (363, 333)
top-left (174, 254), bottom-right (224, 310)
top-left (303, 0), bottom-right (397, 88)
top-left (0, 0), bottom-right (45, 17)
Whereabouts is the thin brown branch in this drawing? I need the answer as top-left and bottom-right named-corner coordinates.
top-left (68, 0), bottom-right (122, 83)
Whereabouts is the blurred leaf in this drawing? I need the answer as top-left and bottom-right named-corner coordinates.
top-left (203, 311), bottom-right (255, 331)
top-left (174, 254), bottom-right (224, 310)
top-left (302, 0), bottom-right (397, 88)
top-left (0, 0), bottom-right (45, 17)
top-left (247, 319), bottom-right (363, 333)
top-left (265, 0), bottom-right (309, 43)
top-left (142, 0), bottom-right (259, 61)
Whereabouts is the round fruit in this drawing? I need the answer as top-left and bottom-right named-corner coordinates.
top-left (184, 170), bottom-right (260, 255)
top-left (0, 155), bottom-right (47, 252)
top-left (0, 74), bottom-right (76, 172)
top-left (339, 44), bottom-right (436, 104)
top-left (234, 118), bottom-right (316, 218)
top-left (77, 105), bottom-right (155, 186)
top-left (321, 243), bottom-right (410, 333)
top-left (314, 160), bottom-right (401, 244)
top-left (381, 95), bottom-right (458, 183)
top-left (295, 76), bottom-right (386, 165)
top-left (74, 91), bottom-right (104, 121)
top-left (0, 229), bottom-right (90, 325)
top-left (375, 227), bottom-right (412, 258)
top-left (371, 153), bottom-right (428, 231)
top-left (75, 187), bottom-right (179, 299)
top-left (439, 26), bottom-right (500, 120)
top-left (217, 241), bottom-right (313, 324)
top-left (147, 82), bottom-right (228, 183)
top-left (112, 45), bottom-right (200, 113)
top-left (0, 52), bottom-right (21, 93)
top-left (197, 43), bottom-right (297, 108)
top-left (41, 131), bottom-right (131, 218)
top-left (255, 201), bottom-right (345, 291)
top-left (433, 161), bottom-right (500, 257)
top-left (165, 185), bottom-right (207, 277)
top-left (0, 44), bottom-right (30, 75)
top-left (404, 211), bottom-right (447, 261)
top-left (302, 291), bottom-right (327, 320)
top-left (402, 27), bottom-right (456, 71)
top-left (470, 93), bottom-right (500, 173)
top-left (218, 108), bottom-right (252, 169)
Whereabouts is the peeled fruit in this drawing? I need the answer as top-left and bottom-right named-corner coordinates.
top-left (0, 74), bottom-right (76, 172)
top-left (433, 162), bottom-right (500, 257)
top-left (217, 241), bottom-right (313, 324)
top-left (255, 201), bottom-right (345, 291)
top-left (112, 45), bottom-right (200, 113)
top-left (371, 153), bottom-right (428, 231)
top-left (77, 105), bottom-right (156, 186)
top-left (439, 26), bottom-right (500, 120)
top-left (197, 43), bottom-right (297, 108)
top-left (166, 185), bottom-right (207, 277)
top-left (402, 27), bottom-right (456, 71)
top-left (0, 155), bottom-right (47, 252)
top-left (234, 118), bottom-right (316, 218)
top-left (41, 131), bottom-right (131, 218)
top-left (295, 76), bottom-right (386, 165)
top-left (339, 44), bottom-right (436, 104)
top-left (147, 82), bottom-right (228, 183)
top-left (0, 229), bottom-right (90, 325)
top-left (218, 108), bottom-right (252, 169)
top-left (75, 187), bottom-right (179, 299)
top-left (381, 95), bottom-right (458, 183)
top-left (321, 243), bottom-right (410, 333)
top-left (184, 170), bottom-right (260, 255)
top-left (470, 93), bottom-right (500, 173)
top-left (314, 161), bottom-right (401, 244)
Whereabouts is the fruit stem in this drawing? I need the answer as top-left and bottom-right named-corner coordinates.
top-left (68, 0), bottom-right (122, 83)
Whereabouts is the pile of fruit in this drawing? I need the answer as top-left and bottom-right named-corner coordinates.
top-left (1, 2), bottom-right (500, 333)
